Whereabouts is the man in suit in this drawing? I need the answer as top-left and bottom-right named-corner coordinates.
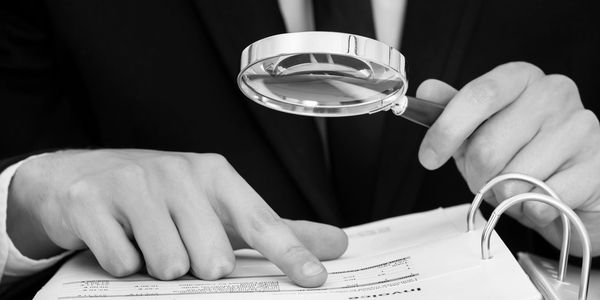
top-left (1, 0), bottom-right (599, 298)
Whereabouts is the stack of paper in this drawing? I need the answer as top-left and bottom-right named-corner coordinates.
top-left (34, 204), bottom-right (542, 299)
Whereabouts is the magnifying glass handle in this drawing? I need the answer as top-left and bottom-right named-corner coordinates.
top-left (394, 96), bottom-right (446, 128)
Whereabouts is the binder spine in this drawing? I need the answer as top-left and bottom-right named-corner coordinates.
top-left (467, 173), bottom-right (591, 300)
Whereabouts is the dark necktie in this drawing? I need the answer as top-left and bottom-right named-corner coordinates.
top-left (313, 0), bottom-right (387, 226)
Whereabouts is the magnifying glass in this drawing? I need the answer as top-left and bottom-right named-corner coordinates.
top-left (237, 31), bottom-right (445, 127)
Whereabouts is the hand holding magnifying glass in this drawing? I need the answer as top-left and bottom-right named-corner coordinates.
top-left (238, 32), bottom-right (600, 258)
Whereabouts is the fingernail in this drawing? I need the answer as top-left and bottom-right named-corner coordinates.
top-left (421, 148), bottom-right (438, 170)
top-left (302, 261), bottom-right (324, 277)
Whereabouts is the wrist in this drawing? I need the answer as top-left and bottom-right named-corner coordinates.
top-left (6, 154), bottom-right (63, 259)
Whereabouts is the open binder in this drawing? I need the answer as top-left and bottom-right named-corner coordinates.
top-left (33, 173), bottom-right (596, 300)
top-left (468, 173), bottom-right (593, 300)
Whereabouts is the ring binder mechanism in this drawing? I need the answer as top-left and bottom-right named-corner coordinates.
top-left (467, 173), bottom-right (592, 300)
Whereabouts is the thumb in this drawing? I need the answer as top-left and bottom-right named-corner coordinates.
top-left (284, 219), bottom-right (348, 261)
top-left (416, 79), bottom-right (459, 170)
top-left (416, 79), bottom-right (458, 105)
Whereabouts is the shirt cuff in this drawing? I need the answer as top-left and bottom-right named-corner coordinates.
top-left (0, 154), bottom-right (71, 282)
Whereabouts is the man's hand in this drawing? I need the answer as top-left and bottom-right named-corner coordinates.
top-left (7, 149), bottom-right (348, 287)
top-left (416, 62), bottom-right (600, 255)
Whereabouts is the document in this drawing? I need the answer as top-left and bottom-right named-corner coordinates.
top-left (34, 204), bottom-right (542, 299)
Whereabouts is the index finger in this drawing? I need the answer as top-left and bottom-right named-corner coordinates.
top-left (209, 163), bottom-right (328, 288)
top-left (418, 62), bottom-right (544, 170)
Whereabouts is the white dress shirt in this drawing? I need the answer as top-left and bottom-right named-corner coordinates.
top-left (0, 0), bottom-right (408, 284)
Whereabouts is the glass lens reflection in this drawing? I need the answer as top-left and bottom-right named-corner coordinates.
top-left (241, 53), bottom-right (404, 109)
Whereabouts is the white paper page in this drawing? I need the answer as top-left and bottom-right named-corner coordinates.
top-left (33, 204), bottom-right (542, 300)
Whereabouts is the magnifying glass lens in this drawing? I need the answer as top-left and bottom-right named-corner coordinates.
top-left (240, 53), bottom-right (405, 116)
top-left (238, 32), bottom-right (444, 126)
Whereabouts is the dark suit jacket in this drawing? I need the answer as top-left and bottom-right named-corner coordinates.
top-left (1, 0), bottom-right (599, 298)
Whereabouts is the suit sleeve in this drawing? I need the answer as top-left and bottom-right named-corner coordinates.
top-left (1, 0), bottom-right (95, 159)
top-left (0, 0), bottom-right (93, 286)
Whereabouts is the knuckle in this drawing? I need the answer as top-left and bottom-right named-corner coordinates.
top-left (425, 130), bottom-right (461, 162)
top-left (154, 155), bottom-right (190, 173)
top-left (572, 109), bottom-right (600, 133)
top-left (66, 179), bottom-right (91, 201)
top-left (248, 209), bottom-right (285, 236)
top-left (196, 153), bottom-right (237, 190)
top-left (544, 74), bottom-right (577, 92)
top-left (464, 77), bottom-right (500, 106)
top-left (195, 153), bottom-right (233, 174)
top-left (112, 163), bottom-right (146, 182)
top-left (281, 245), bottom-right (310, 261)
top-left (66, 179), bottom-right (101, 208)
top-left (493, 181), bottom-right (530, 202)
top-left (502, 61), bottom-right (544, 78)
top-left (202, 153), bottom-right (229, 165)
top-left (207, 153), bottom-right (231, 170)
top-left (465, 139), bottom-right (500, 180)
top-left (541, 74), bottom-right (579, 101)
top-left (531, 75), bottom-right (582, 119)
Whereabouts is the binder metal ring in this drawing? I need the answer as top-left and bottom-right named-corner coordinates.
top-left (480, 193), bottom-right (591, 300)
top-left (466, 173), bottom-right (571, 281)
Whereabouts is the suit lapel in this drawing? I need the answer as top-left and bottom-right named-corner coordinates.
top-left (190, 0), bottom-right (342, 224)
top-left (372, 0), bottom-right (483, 218)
